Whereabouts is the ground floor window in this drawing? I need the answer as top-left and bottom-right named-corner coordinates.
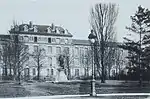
top-left (75, 69), bottom-right (79, 76)
top-left (51, 69), bottom-right (54, 75)
top-left (33, 68), bottom-right (36, 75)
top-left (24, 68), bottom-right (30, 76)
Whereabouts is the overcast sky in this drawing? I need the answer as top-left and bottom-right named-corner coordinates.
top-left (0, 0), bottom-right (150, 42)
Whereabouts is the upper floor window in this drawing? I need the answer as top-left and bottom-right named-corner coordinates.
top-left (52, 38), bottom-right (56, 43)
top-left (74, 58), bottom-right (79, 65)
top-left (48, 38), bottom-right (51, 43)
top-left (34, 37), bottom-right (37, 42)
top-left (84, 48), bottom-right (88, 57)
top-left (34, 45), bottom-right (38, 52)
top-left (23, 25), bottom-right (28, 32)
top-left (33, 68), bottom-right (36, 75)
top-left (48, 57), bottom-right (52, 66)
top-left (48, 46), bottom-right (52, 54)
top-left (75, 47), bottom-right (79, 56)
top-left (24, 36), bottom-right (29, 42)
top-left (75, 69), bottom-right (79, 76)
top-left (60, 38), bottom-right (65, 44)
top-left (64, 47), bottom-right (69, 54)
top-left (33, 26), bottom-right (38, 32)
top-left (47, 27), bottom-right (51, 33)
top-left (56, 47), bottom-right (61, 54)
top-left (56, 38), bottom-right (60, 44)
top-left (65, 39), bottom-right (68, 44)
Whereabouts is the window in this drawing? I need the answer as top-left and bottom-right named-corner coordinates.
top-left (34, 45), bottom-right (38, 52)
top-left (34, 26), bottom-right (38, 32)
top-left (60, 38), bottom-right (65, 44)
top-left (33, 68), bottom-right (36, 75)
top-left (75, 47), bottom-right (79, 56)
top-left (51, 69), bottom-right (54, 75)
top-left (49, 57), bottom-right (52, 66)
top-left (48, 46), bottom-right (52, 54)
top-left (65, 39), bottom-right (68, 44)
top-left (34, 37), bottom-right (37, 42)
top-left (84, 48), bottom-right (88, 57)
top-left (24, 68), bottom-right (29, 76)
top-left (48, 38), bottom-right (51, 43)
top-left (74, 58), bottom-right (79, 65)
top-left (47, 69), bottom-right (50, 76)
top-left (52, 38), bottom-right (56, 43)
top-left (47, 27), bottom-right (51, 33)
top-left (56, 38), bottom-right (60, 44)
top-left (64, 47), bottom-right (69, 54)
top-left (75, 69), bottom-right (79, 76)
top-left (23, 25), bottom-right (28, 32)
top-left (24, 36), bottom-right (29, 42)
top-left (56, 47), bottom-right (61, 54)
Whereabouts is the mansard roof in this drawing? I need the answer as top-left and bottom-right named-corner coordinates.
top-left (9, 22), bottom-right (73, 37)
top-left (72, 39), bottom-right (90, 46)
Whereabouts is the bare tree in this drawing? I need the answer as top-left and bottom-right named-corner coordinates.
top-left (61, 47), bottom-right (74, 80)
top-left (90, 3), bottom-right (118, 83)
top-left (80, 48), bottom-right (92, 77)
top-left (31, 47), bottom-right (45, 80)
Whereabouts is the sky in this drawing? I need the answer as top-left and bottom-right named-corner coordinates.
top-left (0, 0), bottom-right (150, 42)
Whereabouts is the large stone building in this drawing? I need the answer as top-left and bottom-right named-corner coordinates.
top-left (0, 21), bottom-right (127, 81)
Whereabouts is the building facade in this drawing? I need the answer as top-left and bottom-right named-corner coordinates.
top-left (0, 21), bottom-right (127, 81)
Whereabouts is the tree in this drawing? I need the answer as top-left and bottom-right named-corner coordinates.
top-left (118, 6), bottom-right (150, 85)
top-left (90, 3), bottom-right (118, 83)
top-left (58, 47), bottom-right (74, 80)
top-left (13, 35), bottom-right (29, 84)
top-left (31, 47), bottom-right (45, 80)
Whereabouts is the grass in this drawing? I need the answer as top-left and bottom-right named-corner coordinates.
top-left (0, 80), bottom-right (150, 98)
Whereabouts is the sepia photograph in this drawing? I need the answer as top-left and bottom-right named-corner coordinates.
top-left (0, 0), bottom-right (150, 99)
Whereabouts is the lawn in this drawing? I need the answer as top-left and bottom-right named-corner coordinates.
top-left (0, 82), bottom-right (30, 98)
top-left (0, 80), bottom-right (150, 98)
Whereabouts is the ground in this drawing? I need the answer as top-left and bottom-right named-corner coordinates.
top-left (0, 80), bottom-right (150, 98)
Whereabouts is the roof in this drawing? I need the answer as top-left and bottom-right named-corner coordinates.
top-left (9, 22), bottom-right (73, 37)
top-left (72, 39), bottom-right (90, 46)
top-left (72, 39), bottom-right (122, 47)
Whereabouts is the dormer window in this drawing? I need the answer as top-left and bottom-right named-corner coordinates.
top-left (33, 26), bottom-right (38, 32)
top-left (47, 27), bottom-right (51, 33)
top-left (23, 25), bottom-right (28, 32)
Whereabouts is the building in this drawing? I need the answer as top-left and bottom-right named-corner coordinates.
top-left (0, 21), bottom-right (127, 81)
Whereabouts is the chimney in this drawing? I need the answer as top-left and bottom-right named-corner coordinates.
top-left (29, 21), bottom-right (33, 28)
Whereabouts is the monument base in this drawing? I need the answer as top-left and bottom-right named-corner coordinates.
top-left (56, 68), bottom-right (68, 82)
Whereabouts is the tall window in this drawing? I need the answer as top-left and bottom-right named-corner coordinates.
top-left (75, 69), bottom-right (79, 76)
top-left (33, 68), bottom-right (36, 75)
top-left (74, 58), bottom-right (79, 65)
top-left (34, 45), bottom-right (38, 52)
top-left (47, 69), bottom-right (50, 76)
top-left (56, 38), bottom-right (60, 44)
top-left (49, 57), bottom-right (52, 66)
top-left (75, 47), bottom-right (79, 56)
top-left (65, 39), bottom-right (68, 44)
top-left (84, 48), bottom-right (88, 57)
top-left (48, 38), bottom-right (51, 43)
top-left (56, 47), bottom-right (61, 54)
top-left (34, 37), bottom-right (37, 42)
top-left (52, 38), bottom-right (56, 43)
top-left (64, 47), bottom-right (69, 54)
top-left (51, 69), bottom-right (54, 75)
top-left (48, 46), bottom-right (52, 54)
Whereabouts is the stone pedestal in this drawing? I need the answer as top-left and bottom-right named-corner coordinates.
top-left (56, 68), bottom-right (68, 82)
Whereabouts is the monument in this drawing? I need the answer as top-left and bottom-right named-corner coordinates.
top-left (55, 55), bottom-right (68, 82)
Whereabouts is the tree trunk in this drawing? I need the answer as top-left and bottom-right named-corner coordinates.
top-left (37, 65), bottom-right (40, 80)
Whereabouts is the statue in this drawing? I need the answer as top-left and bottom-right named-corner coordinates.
top-left (58, 55), bottom-right (65, 69)
top-left (56, 55), bottom-right (68, 82)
